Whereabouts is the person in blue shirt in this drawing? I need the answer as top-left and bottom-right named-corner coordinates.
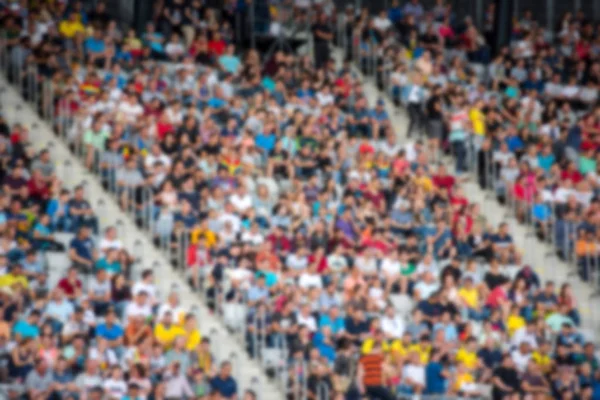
top-left (143, 22), bottom-right (165, 58)
top-left (255, 130), bottom-right (276, 155)
top-left (174, 200), bottom-right (198, 229)
top-left (210, 361), bottom-right (238, 399)
top-left (69, 226), bottom-right (97, 272)
top-left (312, 326), bottom-right (337, 363)
top-left (32, 214), bottom-right (63, 252)
top-left (537, 144), bottom-right (556, 172)
top-left (296, 79), bottom-right (314, 103)
top-left (318, 306), bottom-right (345, 335)
top-left (13, 310), bottom-right (41, 339)
top-left (388, 0), bottom-right (403, 23)
top-left (425, 350), bottom-right (448, 394)
top-left (95, 309), bottom-right (124, 348)
top-left (218, 44), bottom-right (241, 74)
top-left (95, 248), bottom-right (122, 275)
top-left (84, 30), bottom-right (106, 63)
top-left (505, 131), bottom-right (524, 153)
top-left (104, 65), bottom-right (127, 90)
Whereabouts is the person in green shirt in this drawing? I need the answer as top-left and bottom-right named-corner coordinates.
top-left (399, 251), bottom-right (416, 293)
top-left (83, 118), bottom-right (111, 169)
top-left (579, 148), bottom-right (597, 175)
top-left (95, 248), bottom-right (122, 275)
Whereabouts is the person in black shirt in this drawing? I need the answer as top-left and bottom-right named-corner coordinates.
top-left (88, 1), bottom-right (111, 31)
top-left (426, 87), bottom-right (444, 156)
top-left (420, 25), bottom-right (442, 55)
top-left (441, 257), bottom-right (462, 284)
top-left (312, 13), bottom-right (333, 69)
top-left (160, 0), bottom-right (186, 36)
top-left (492, 354), bottom-right (520, 400)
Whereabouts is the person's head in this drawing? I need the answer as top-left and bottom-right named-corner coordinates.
top-left (220, 361), bottom-right (232, 377)
top-left (141, 269), bottom-right (154, 283)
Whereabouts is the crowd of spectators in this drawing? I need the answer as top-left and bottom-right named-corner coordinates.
top-left (1, 0), bottom-right (600, 400)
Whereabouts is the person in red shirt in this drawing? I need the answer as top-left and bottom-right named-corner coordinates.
top-left (307, 247), bottom-right (328, 273)
top-left (560, 161), bottom-right (583, 184)
top-left (432, 164), bottom-right (456, 194)
top-left (486, 278), bottom-right (511, 314)
top-left (207, 31), bottom-right (226, 57)
top-left (266, 226), bottom-right (292, 255)
top-left (155, 112), bottom-right (174, 141)
top-left (57, 267), bottom-right (83, 301)
top-left (186, 238), bottom-right (211, 290)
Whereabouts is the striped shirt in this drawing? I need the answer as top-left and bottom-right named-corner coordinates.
top-left (359, 353), bottom-right (384, 386)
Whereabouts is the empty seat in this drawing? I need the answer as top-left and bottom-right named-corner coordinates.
top-left (54, 232), bottom-right (74, 250)
top-left (45, 251), bottom-right (71, 272)
top-left (389, 294), bottom-right (413, 318)
top-left (223, 303), bottom-right (248, 333)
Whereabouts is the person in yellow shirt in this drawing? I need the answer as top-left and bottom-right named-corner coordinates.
top-left (190, 220), bottom-right (217, 248)
top-left (183, 313), bottom-right (202, 351)
top-left (193, 337), bottom-right (213, 373)
top-left (455, 337), bottom-right (479, 370)
top-left (407, 335), bottom-right (431, 364)
top-left (413, 167), bottom-right (433, 193)
top-left (506, 305), bottom-right (526, 337)
top-left (453, 362), bottom-right (480, 396)
top-left (154, 311), bottom-right (185, 349)
top-left (458, 276), bottom-right (479, 310)
top-left (0, 264), bottom-right (29, 289)
top-left (469, 99), bottom-right (486, 152)
top-left (389, 332), bottom-right (413, 361)
top-left (59, 12), bottom-right (86, 39)
top-left (361, 330), bottom-right (389, 354)
top-left (531, 340), bottom-right (553, 374)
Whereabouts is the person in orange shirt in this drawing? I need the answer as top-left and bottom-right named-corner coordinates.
top-left (124, 315), bottom-right (153, 347)
top-left (255, 241), bottom-right (281, 272)
top-left (343, 267), bottom-right (367, 301)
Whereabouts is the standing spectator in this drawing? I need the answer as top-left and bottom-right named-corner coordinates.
top-left (357, 340), bottom-right (394, 400)
top-left (312, 13), bottom-right (333, 69)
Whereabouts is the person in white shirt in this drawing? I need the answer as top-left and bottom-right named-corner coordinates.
top-left (287, 247), bottom-right (309, 274)
top-left (373, 10), bottom-right (392, 32)
top-left (229, 186), bottom-right (253, 214)
top-left (298, 264), bottom-right (323, 290)
top-left (381, 306), bottom-right (405, 339)
top-left (510, 342), bottom-right (532, 373)
top-left (413, 271), bottom-right (440, 300)
top-left (316, 86), bottom-right (335, 106)
top-left (554, 181), bottom-right (575, 204)
top-left (118, 93), bottom-right (143, 124)
top-left (157, 291), bottom-right (186, 323)
top-left (98, 226), bottom-right (123, 255)
top-left (296, 304), bottom-right (317, 332)
top-left (511, 322), bottom-right (538, 350)
top-left (103, 366), bottom-right (128, 400)
top-left (416, 253), bottom-right (439, 277)
top-left (401, 352), bottom-right (426, 394)
top-left (218, 203), bottom-right (242, 233)
top-left (125, 291), bottom-right (153, 322)
top-left (144, 143), bottom-right (172, 169)
top-left (165, 33), bottom-right (186, 61)
top-left (132, 269), bottom-right (158, 304)
top-left (326, 246), bottom-right (348, 274)
top-left (381, 249), bottom-right (401, 279)
top-left (240, 222), bottom-right (265, 246)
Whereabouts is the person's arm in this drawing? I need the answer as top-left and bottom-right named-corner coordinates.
top-left (492, 374), bottom-right (512, 392)
top-left (356, 362), bottom-right (366, 395)
top-left (69, 247), bottom-right (92, 267)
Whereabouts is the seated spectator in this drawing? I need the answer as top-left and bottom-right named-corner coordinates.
top-left (69, 226), bottom-right (97, 272)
